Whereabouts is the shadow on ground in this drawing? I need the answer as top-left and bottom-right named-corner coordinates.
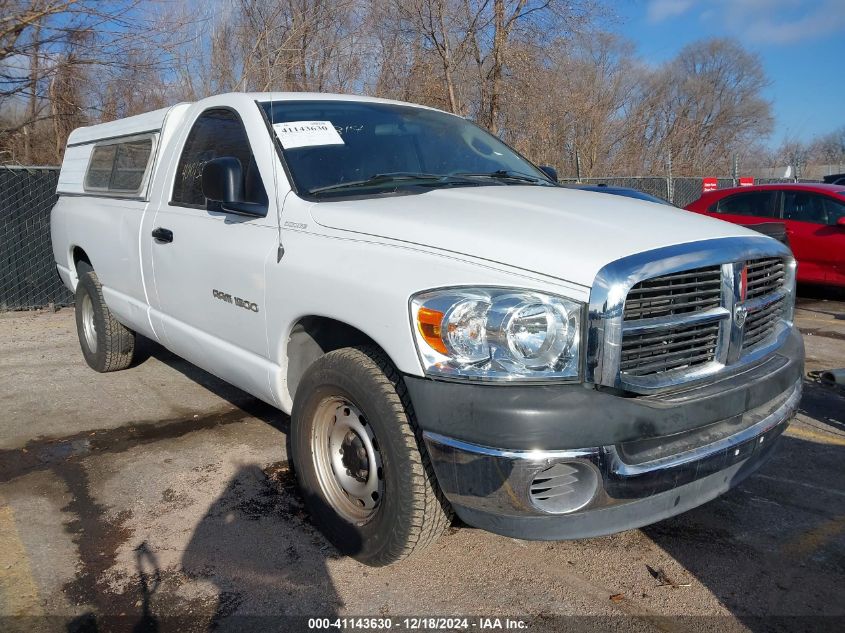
top-left (60, 463), bottom-right (349, 632)
top-left (45, 335), bottom-right (355, 631)
top-left (800, 380), bottom-right (845, 432)
top-left (177, 464), bottom-right (351, 631)
top-left (134, 335), bottom-right (286, 432)
top-left (643, 433), bottom-right (845, 632)
top-left (796, 284), bottom-right (845, 305)
top-left (128, 337), bottom-right (352, 630)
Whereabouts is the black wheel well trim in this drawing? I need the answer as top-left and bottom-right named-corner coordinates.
top-left (286, 315), bottom-right (389, 401)
top-left (70, 246), bottom-right (93, 288)
top-left (72, 246), bottom-right (92, 271)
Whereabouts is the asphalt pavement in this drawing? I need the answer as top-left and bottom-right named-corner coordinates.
top-left (0, 291), bottom-right (843, 632)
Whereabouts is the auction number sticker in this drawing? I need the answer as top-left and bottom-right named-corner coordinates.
top-left (273, 121), bottom-right (345, 149)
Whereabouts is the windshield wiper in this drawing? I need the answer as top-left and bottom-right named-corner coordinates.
top-left (454, 170), bottom-right (552, 185)
top-left (308, 170), bottom-right (549, 196)
top-left (309, 172), bottom-right (460, 195)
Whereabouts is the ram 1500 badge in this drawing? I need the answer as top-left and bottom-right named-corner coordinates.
top-left (51, 92), bottom-right (803, 566)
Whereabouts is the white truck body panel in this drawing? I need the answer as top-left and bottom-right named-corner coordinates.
top-left (307, 185), bottom-right (756, 289)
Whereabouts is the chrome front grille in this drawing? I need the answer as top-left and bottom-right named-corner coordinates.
top-left (743, 296), bottom-right (785, 351)
top-left (621, 321), bottom-right (721, 377)
top-left (620, 265), bottom-right (726, 380)
top-left (623, 266), bottom-right (722, 320)
top-left (588, 238), bottom-right (796, 393)
top-left (746, 257), bottom-right (785, 300)
top-left (742, 257), bottom-right (787, 352)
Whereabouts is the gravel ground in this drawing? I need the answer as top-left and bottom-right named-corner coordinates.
top-left (0, 291), bottom-right (843, 633)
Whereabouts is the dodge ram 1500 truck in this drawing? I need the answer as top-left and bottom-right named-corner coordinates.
top-left (51, 92), bottom-right (804, 566)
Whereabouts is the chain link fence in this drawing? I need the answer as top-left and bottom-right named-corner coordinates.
top-left (0, 166), bottom-right (72, 310)
top-left (673, 177), bottom-right (737, 207)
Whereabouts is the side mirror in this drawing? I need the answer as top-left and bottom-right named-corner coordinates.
top-left (202, 157), bottom-right (267, 217)
top-left (539, 165), bottom-right (558, 182)
top-left (837, 217), bottom-right (845, 227)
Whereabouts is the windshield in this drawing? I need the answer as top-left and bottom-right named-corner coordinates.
top-left (260, 100), bottom-right (552, 197)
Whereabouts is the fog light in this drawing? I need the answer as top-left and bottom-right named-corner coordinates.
top-left (528, 461), bottom-right (599, 514)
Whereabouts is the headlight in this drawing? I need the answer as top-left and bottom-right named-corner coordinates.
top-left (410, 288), bottom-right (583, 381)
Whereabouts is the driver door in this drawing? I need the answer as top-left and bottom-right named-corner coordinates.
top-left (147, 107), bottom-right (279, 401)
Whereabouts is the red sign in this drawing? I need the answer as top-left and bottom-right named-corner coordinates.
top-left (739, 177), bottom-right (754, 187)
top-left (702, 177), bottom-right (718, 193)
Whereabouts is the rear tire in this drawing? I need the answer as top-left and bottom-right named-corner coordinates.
top-left (74, 264), bottom-right (135, 372)
top-left (291, 345), bottom-right (452, 566)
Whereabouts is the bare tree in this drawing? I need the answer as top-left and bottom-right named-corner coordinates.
top-left (808, 125), bottom-right (845, 173)
top-left (384, 0), bottom-right (486, 114)
top-left (0, 1), bottom-right (781, 176)
top-left (549, 32), bottom-right (638, 175)
top-left (0, 0), bottom-right (195, 163)
top-left (211, 0), bottom-right (365, 93)
top-left (631, 39), bottom-right (772, 175)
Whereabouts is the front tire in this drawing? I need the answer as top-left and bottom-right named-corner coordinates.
top-left (74, 264), bottom-right (135, 372)
top-left (291, 346), bottom-right (452, 566)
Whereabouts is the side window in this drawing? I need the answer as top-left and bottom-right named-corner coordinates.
top-left (821, 196), bottom-right (845, 225)
top-left (714, 191), bottom-right (778, 217)
top-left (86, 145), bottom-right (117, 189)
top-left (111, 139), bottom-right (154, 191)
top-left (783, 192), bottom-right (829, 224)
top-left (171, 108), bottom-right (268, 208)
top-left (84, 136), bottom-right (154, 195)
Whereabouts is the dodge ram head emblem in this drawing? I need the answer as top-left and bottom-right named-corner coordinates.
top-left (734, 304), bottom-right (748, 328)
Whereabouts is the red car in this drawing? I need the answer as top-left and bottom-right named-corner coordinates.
top-left (686, 183), bottom-right (845, 287)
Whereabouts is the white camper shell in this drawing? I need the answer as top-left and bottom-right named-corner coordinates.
top-left (57, 104), bottom-right (192, 197)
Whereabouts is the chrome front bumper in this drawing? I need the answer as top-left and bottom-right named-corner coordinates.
top-left (423, 378), bottom-right (801, 540)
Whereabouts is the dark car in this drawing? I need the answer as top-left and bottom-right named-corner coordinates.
top-left (565, 184), bottom-right (672, 205)
top-left (823, 173), bottom-right (845, 186)
top-left (686, 183), bottom-right (845, 287)
top-left (571, 183), bottom-right (790, 246)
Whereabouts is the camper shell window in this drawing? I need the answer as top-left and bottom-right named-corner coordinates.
top-left (83, 134), bottom-right (156, 196)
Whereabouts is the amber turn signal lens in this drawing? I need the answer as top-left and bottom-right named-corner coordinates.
top-left (417, 307), bottom-right (447, 354)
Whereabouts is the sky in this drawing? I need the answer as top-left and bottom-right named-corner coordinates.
top-left (616, 0), bottom-right (845, 148)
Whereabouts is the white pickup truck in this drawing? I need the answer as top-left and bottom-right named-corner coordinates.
top-left (52, 92), bottom-right (803, 566)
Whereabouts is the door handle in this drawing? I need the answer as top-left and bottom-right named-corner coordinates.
top-left (152, 227), bottom-right (173, 243)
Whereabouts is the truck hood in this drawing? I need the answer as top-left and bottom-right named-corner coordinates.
top-left (309, 185), bottom-right (757, 288)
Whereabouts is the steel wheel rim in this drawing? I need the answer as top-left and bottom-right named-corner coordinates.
top-left (312, 397), bottom-right (384, 524)
top-left (81, 294), bottom-right (97, 354)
